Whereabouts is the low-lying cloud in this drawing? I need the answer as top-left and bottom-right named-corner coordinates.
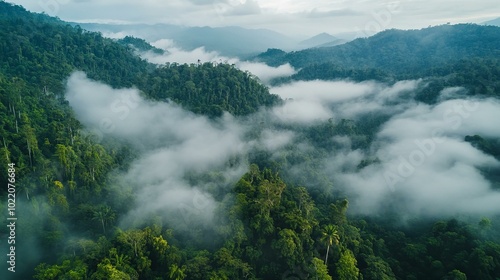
top-left (141, 39), bottom-right (296, 84)
top-left (331, 97), bottom-right (500, 218)
top-left (66, 71), bottom-right (500, 228)
top-left (269, 79), bottom-right (421, 123)
top-left (265, 79), bottom-right (500, 219)
top-left (65, 72), bottom-right (301, 234)
top-left (66, 72), bottom-right (249, 232)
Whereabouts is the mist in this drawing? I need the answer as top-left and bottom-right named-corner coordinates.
top-left (267, 79), bottom-right (500, 219)
top-left (65, 71), bottom-right (500, 231)
top-left (272, 81), bottom-right (500, 218)
top-left (65, 72), bottom-right (300, 237)
top-left (141, 39), bottom-right (296, 84)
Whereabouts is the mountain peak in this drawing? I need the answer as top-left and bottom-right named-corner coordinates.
top-left (298, 32), bottom-right (341, 49)
top-left (483, 17), bottom-right (500, 27)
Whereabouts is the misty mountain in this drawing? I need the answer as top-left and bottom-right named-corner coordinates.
top-left (297, 32), bottom-right (346, 49)
top-left (260, 24), bottom-right (500, 101)
top-left (315, 38), bottom-right (349, 48)
top-left (256, 24), bottom-right (500, 72)
top-left (0, 3), bottom-right (280, 276)
top-left (0, 4), bottom-right (277, 117)
top-left (116, 36), bottom-right (166, 55)
top-left (2, 2), bottom-right (500, 280)
top-left (483, 17), bottom-right (500, 26)
top-left (76, 22), bottom-right (298, 57)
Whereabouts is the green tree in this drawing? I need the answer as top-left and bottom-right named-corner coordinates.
top-left (479, 218), bottom-right (492, 231)
top-left (34, 259), bottom-right (88, 280)
top-left (92, 205), bottom-right (116, 234)
top-left (363, 256), bottom-right (396, 280)
top-left (308, 257), bottom-right (332, 280)
top-left (169, 264), bottom-right (187, 280)
top-left (117, 229), bottom-right (147, 257)
top-left (272, 228), bottom-right (303, 267)
top-left (91, 259), bottom-right (131, 280)
top-left (321, 225), bottom-right (340, 265)
top-left (336, 249), bottom-right (360, 280)
top-left (443, 269), bottom-right (467, 280)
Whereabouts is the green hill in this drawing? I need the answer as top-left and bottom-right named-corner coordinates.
top-left (261, 25), bottom-right (500, 101)
top-left (1, 2), bottom-right (500, 280)
top-left (0, 2), bottom-right (279, 117)
top-left (257, 24), bottom-right (500, 72)
top-left (0, 3), bottom-right (278, 276)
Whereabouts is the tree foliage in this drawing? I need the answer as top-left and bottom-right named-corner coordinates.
top-left (1, 3), bottom-right (500, 280)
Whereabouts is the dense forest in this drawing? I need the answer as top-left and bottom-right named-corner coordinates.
top-left (256, 24), bottom-right (500, 70)
top-left (1, 2), bottom-right (500, 280)
top-left (259, 25), bottom-right (500, 102)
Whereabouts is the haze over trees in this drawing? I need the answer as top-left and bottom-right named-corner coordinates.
top-left (0, 2), bottom-right (500, 279)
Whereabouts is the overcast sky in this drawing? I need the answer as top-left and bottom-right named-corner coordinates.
top-left (9, 0), bottom-right (500, 37)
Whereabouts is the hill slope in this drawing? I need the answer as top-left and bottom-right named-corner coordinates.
top-left (483, 17), bottom-right (500, 27)
top-left (0, 2), bottom-right (279, 277)
top-left (297, 32), bottom-right (345, 49)
top-left (0, 3), bottom-right (279, 116)
top-left (260, 24), bottom-right (500, 101)
top-left (2, 3), bottom-right (500, 280)
top-left (256, 24), bottom-right (500, 72)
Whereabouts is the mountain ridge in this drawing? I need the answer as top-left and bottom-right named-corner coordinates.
top-left (256, 24), bottom-right (500, 72)
top-left (75, 22), bottom-right (299, 57)
top-left (298, 32), bottom-right (346, 49)
top-left (483, 17), bottom-right (500, 26)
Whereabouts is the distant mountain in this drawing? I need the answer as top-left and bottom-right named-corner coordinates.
top-left (256, 24), bottom-right (500, 72)
top-left (169, 26), bottom-right (297, 56)
top-left (315, 38), bottom-right (348, 48)
top-left (116, 36), bottom-right (166, 54)
top-left (0, 2), bottom-right (278, 118)
top-left (297, 32), bottom-right (345, 49)
top-left (261, 24), bottom-right (500, 103)
top-left (483, 17), bottom-right (500, 27)
top-left (76, 23), bottom-right (298, 57)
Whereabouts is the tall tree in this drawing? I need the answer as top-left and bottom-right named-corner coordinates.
top-left (321, 225), bottom-right (340, 265)
top-left (169, 264), bottom-right (186, 280)
top-left (92, 205), bottom-right (116, 234)
top-left (336, 249), bottom-right (360, 280)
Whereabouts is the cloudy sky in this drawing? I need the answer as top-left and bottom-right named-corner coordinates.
top-left (10, 0), bottom-right (500, 37)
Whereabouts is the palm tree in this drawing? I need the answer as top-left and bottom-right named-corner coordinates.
top-left (92, 205), bottom-right (115, 234)
top-left (110, 248), bottom-right (130, 269)
top-left (169, 264), bottom-right (186, 280)
top-left (320, 224), bottom-right (340, 265)
top-left (17, 180), bottom-right (35, 200)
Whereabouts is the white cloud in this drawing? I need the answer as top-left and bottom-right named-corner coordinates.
top-left (268, 79), bottom-right (421, 124)
top-left (11, 0), bottom-right (500, 37)
top-left (272, 80), bottom-right (381, 102)
top-left (260, 129), bottom-right (295, 150)
top-left (63, 71), bottom-right (308, 233)
top-left (65, 72), bottom-right (249, 232)
top-left (65, 70), bottom-right (500, 224)
top-left (237, 62), bottom-right (295, 84)
top-left (341, 97), bottom-right (500, 217)
top-left (264, 77), bottom-right (500, 219)
top-left (272, 99), bottom-right (332, 124)
top-left (223, 0), bottom-right (262, 16)
top-left (142, 39), bottom-right (296, 84)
